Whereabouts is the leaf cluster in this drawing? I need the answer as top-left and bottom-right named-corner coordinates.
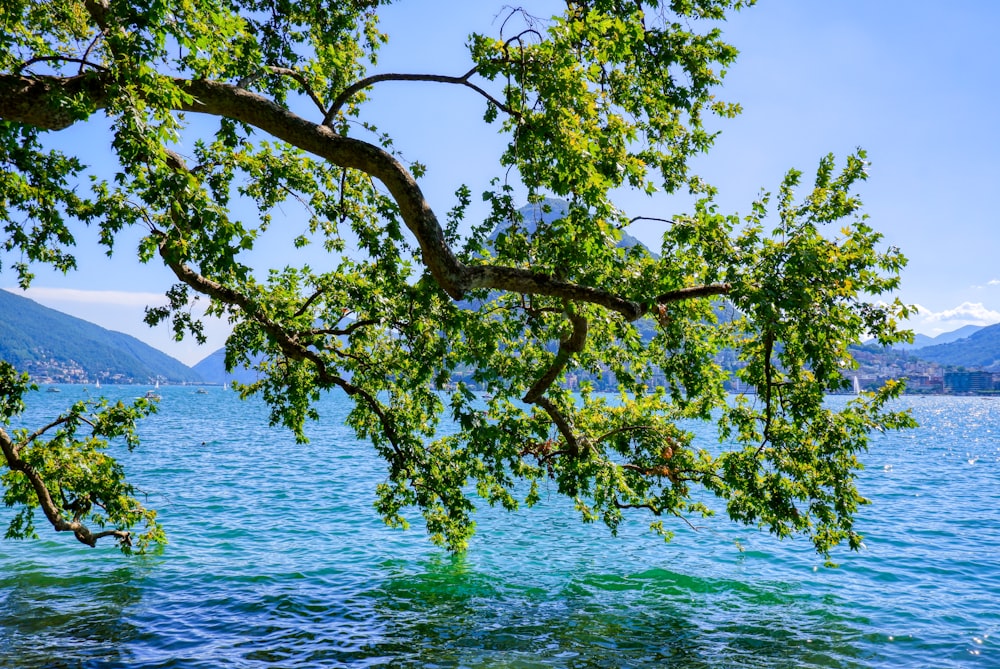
top-left (0, 361), bottom-right (163, 553)
top-left (0, 0), bottom-right (917, 562)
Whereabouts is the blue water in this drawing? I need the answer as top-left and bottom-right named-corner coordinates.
top-left (1, 388), bottom-right (997, 667)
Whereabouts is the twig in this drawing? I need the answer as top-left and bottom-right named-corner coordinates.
top-left (324, 68), bottom-right (515, 126)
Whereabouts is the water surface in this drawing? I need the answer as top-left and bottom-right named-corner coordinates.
top-left (1, 389), bottom-right (997, 667)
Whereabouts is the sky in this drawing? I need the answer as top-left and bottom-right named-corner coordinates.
top-left (4, 1), bottom-right (1000, 365)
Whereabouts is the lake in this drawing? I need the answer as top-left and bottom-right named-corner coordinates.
top-left (1, 388), bottom-right (997, 667)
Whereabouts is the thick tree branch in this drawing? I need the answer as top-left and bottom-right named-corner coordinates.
top-left (0, 73), bottom-right (729, 321)
top-left (0, 426), bottom-right (131, 548)
top-left (84, 0), bottom-right (111, 29)
top-left (521, 309), bottom-right (590, 457)
top-left (523, 309), bottom-right (588, 403)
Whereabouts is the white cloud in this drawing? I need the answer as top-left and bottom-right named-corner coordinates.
top-left (908, 302), bottom-right (1000, 336)
top-left (14, 286), bottom-right (168, 307)
top-left (989, 279), bottom-right (1000, 286)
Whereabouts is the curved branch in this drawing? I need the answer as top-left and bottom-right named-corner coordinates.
top-left (520, 309), bottom-right (591, 457)
top-left (612, 496), bottom-right (662, 515)
top-left (158, 244), bottom-right (408, 461)
top-left (238, 66), bottom-right (329, 119)
top-left (22, 414), bottom-right (94, 445)
top-left (79, 30), bottom-right (105, 74)
top-left (653, 283), bottom-right (731, 305)
top-left (0, 73), bottom-right (730, 321)
top-left (523, 309), bottom-right (588, 403)
top-left (627, 215), bottom-right (675, 227)
top-left (292, 287), bottom-right (326, 320)
top-left (324, 68), bottom-right (514, 126)
top-left (16, 56), bottom-right (107, 74)
top-left (0, 427), bottom-right (131, 548)
top-left (535, 396), bottom-right (585, 457)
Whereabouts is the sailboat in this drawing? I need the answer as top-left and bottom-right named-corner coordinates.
top-left (144, 379), bottom-right (162, 401)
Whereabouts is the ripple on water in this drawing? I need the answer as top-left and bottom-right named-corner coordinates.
top-left (0, 392), bottom-right (999, 667)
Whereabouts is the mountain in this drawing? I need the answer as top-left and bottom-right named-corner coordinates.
top-left (191, 348), bottom-right (262, 386)
top-left (895, 324), bottom-right (983, 350)
top-left (908, 322), bottom-right (1000, 371)
top-left (0, 289), bottom-right (202, 384)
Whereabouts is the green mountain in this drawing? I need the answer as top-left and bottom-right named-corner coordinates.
top-left (909, 323), bottom-right (1000, 371)
top-left (0, 289), bottom-right (202, 384)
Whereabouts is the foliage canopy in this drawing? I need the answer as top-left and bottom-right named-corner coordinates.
top-left (0, 0), bottom-right (915, 561)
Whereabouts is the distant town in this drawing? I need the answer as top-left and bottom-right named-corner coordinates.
top-left (21, 356), bottom-right (194, 386)
top-left (848, 346), bottom-right (999, 395)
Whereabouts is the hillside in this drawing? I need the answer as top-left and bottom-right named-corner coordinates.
top-left (0, 289), bottom-right (202, 384)
top-left (894, 324), bottom-right (982, 350)
top-left (908, 322), bottom-right (1000, 371)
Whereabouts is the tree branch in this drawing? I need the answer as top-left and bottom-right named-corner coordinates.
top-left (523, 308), bottom-right (588, 403)
top-left (308, 319), bottom-right (380, 338)
top-left (157, 242), bottom-right (410, 461)
top-left (0, 73), bottom-right (729, 321)
top-left (24, 414), bottom-right (95, 446)
top-left (653, 283), bottom-right (731, 305)
top-left (612, 496), bottom-right (662, 515)
top-left (325, 66), bottom-right (516, 126)
top-left (0, 426), bottom-right (131, 548)
top-left (534, 396), bottom-right (586, 457)
top-left (16, 56), bottom-right (107, 74)
top-left (84, 0), bottom-right (111, 30)
top-left (238, 66), bottom-right (329, 119)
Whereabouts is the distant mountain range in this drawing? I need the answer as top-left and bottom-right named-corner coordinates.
top-left (894, 324), bottom-right (983, 350)
top-left (191, 348), bottom-right (262, 386)
top-left (904, 322), bottom-right (1000, 371)
top-left (0, 289), bottom-right (201, 384)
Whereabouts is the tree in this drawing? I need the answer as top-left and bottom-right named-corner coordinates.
top-left (0, 0), bottom-right (915, 562)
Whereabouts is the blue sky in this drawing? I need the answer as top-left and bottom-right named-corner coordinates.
top-left (6, 1), bottom-right (1000, 365)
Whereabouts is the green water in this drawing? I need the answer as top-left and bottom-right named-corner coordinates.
top-left (0, 388), bottom-right (997, 667)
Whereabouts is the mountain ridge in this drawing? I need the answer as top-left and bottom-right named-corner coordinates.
top-left (907, 322), bottom-right (1000, 371)
top-left (895, 324), bottom-right (983, 350)
top-left (0, 289), bottom-right (202, 384)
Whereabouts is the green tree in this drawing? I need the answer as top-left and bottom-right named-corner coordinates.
top-left (0, 0), bottom-right (914, 561)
